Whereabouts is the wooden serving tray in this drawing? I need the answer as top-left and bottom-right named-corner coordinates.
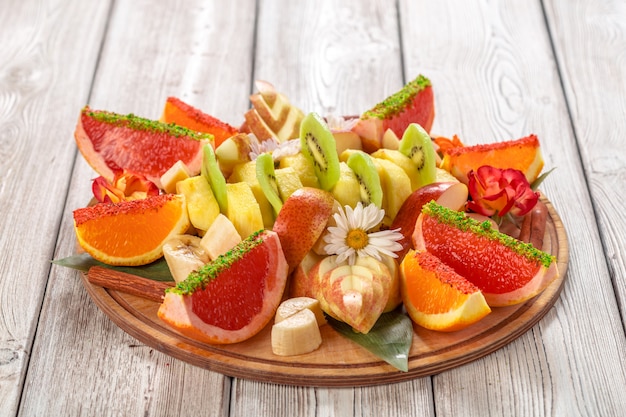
top-left (80, 197), bottom-right (568, 387)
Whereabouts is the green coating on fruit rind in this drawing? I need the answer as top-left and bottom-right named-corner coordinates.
top-left (168, 230), bottom-right (266, 295)
top-left (422, 201), bottom-right (555, 268)
top-left (362, 75), bottom-right (431, 120)
top-left (83, 106), bottom-right (214, 142)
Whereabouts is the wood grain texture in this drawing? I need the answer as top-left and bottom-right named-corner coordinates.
top-left (0, 0), bottom-right (111, 415)
top-left (544, 0), bottom-right (626, 328)
top-left (400, 0), bottom-right (626, 415)
top-left (18, 1), bottom-right (254, 416)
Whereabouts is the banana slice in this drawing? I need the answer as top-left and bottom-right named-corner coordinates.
top-left (275, 297), bottom-right (326, 326)
top-left (271, 308), bottom-right (322, 356)
top-left (163, 235), bottom-right (210, 283)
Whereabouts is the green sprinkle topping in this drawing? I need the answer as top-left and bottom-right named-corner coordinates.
top-left (83, 106), bottom-right (213, 142)
top-left (362, 75), bottom-right (431, 120)
top-left (422, 201), bottom-right (555, 268)
top-left (168, 230), bottom-right (266, 295)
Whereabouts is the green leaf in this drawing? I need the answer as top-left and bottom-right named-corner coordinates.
top-left (531, 167), bottom-right (556, 191)
top-left (326, 310), bottom-right (413, 372)
top-left (52, 253), bottom-right (173, 282)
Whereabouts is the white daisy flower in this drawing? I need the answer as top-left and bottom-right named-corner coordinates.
top-left (324, 202), bottom-right (403, 265)
top-left (271, 138), bottom-right (301, 161)
top-left (248, 134), bottom-right (279, 160)
top-left (325, 114), bottom-right (359, 131)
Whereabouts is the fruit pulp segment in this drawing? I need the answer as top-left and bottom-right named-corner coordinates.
top-left (82, 112), bottom-right (207, 180)
top-left (421, 215), bottom-right (540, 293)
top-left (162, 97), bottom-right (237, 147)
top-left (74, 195), bottom-right (183, 257)
top-left (383, 85), bottom-right (435, 137)
top-left (402, 252), bottom-right (476, 314)
top-left (190, 242), bottom-right (270, 331)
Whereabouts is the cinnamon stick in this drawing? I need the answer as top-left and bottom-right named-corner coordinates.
top-left (518, 200), bottom-right (548, 250)
top-left (87, 266), bottom-right (175, 302)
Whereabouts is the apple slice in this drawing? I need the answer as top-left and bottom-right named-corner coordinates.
top-left (391, 182), bottom-right (468, 259)
top-left (309, 255), bottom-right (393, 334)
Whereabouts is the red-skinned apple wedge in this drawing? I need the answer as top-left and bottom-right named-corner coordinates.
top-left (391, 182), bottom-right (468, 259)
top-left (272, 187), bottom-right (335, 273)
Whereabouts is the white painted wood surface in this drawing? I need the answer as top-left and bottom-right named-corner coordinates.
top-left (1, 0), bottom-right (624, 415)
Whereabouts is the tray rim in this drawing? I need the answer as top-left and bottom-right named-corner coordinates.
top-left (80, 195), bottom-right (568, 387)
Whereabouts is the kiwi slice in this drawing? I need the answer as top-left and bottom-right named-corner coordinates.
top-left (202, 144), bottom-right (228, 213)
top-left (255, 152), bottom-right (283, 215)
top-left (398, 123), bottom-right (437, 187)
top-left (299, 112), bottom-right (340, 191)
top-left (346, 151), bottom-right (383, 208)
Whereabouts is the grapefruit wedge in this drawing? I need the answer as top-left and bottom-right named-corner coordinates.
top-left (401, 250), bottom-right (491, 331)
top-left (353, 75), bottom-right (435, 152)
top-left (157, 230), bottom-right (289, 344)
top-left (74, 107), bottom-right (213, 188)
top-left (412, 202), bottom-right (558, 307)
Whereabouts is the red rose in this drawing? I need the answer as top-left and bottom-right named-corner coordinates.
top-left (92, 170), bottom-right (159, 203)
top-left (467, 165), bottom-right (539, 217)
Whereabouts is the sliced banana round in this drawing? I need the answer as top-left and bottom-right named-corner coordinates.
top-left (163, 235), bottom-right (210, 283)
top-left (271, 308), bottom-right (322, 356)
top-left (275, 297), bottom-right (326, 326)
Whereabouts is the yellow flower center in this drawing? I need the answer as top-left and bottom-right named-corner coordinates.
top-left (346, 229), bottom-right (369, 250)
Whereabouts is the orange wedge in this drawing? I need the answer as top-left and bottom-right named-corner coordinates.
top-left (161, 97), bottom-right (238, 147)
top-left (440, 134), bottom-right (544, 184)
top-left (73, 194), bottom-right (189, 266)
top-left (400, 250), bottom-right (491, 332)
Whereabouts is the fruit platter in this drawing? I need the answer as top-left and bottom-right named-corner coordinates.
top-left (59, 75), bottom-right (568, 387)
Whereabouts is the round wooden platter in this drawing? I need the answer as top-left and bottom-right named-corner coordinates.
top-left (80, 197), bottom-right (569, 387)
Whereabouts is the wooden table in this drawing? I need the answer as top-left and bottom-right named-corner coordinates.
top-left (2, 0), bottom-right (625, 415)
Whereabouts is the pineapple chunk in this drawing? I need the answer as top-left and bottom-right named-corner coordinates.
top-left (229, 160), bottom-right (274, 228)
top-left (278, 153), bottom-right (320, 188)
top-left (176, 176), bottom-right (220, 235)
top-left (275, 167), bottom-right (303, 202)
top-left (225, 182), bottom-right (264, 239)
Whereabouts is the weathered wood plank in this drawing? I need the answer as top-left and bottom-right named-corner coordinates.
top-left (19, 0), bottom-right (256, 415)
top-left (0, 0), bottom-right (111, 415)
top-left (544, 0), bottom-right (626, 327)
top-left (399, 0), bottom-right (626, 415)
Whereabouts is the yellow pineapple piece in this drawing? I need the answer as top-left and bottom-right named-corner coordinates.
top-left (225, 182), bottom-right (264, 239)
top-left (229, 160), bottom-right (274, 228)
top-left (278, 153), bottom-right (320, 188)
top-left (176, 176), bottom-right (220, 235)
top-left (275, 167), bottom-right (303, 202)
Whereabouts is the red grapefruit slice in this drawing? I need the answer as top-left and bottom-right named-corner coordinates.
top-left (157, 230), bottom-right (289, 344)
top-left (74, 107), bottom-right (213, 188)
top-left (412, 202), bottom-right (558, 307)
top-left (352, 75), bottom-right (435, 152)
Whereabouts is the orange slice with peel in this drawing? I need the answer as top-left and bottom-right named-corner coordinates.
top-left (400, 250), bottom-right (491, 332)
top-left (440, 134), bottom-right (544, 184)
top-left (412, 201), bottom-right (559, 307)
top-left (73, 194), bottom-right (189, 266)
top-left (160, 97), bottom-right (238, 148)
